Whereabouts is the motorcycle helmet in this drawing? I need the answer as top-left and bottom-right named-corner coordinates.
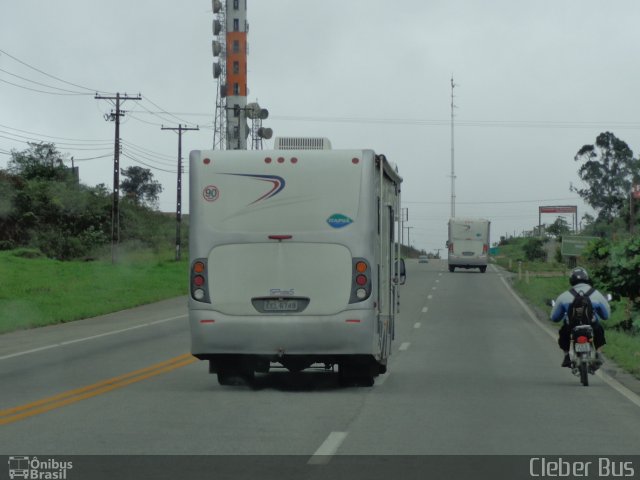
top-left (569, 267), bottom-right (591, 286)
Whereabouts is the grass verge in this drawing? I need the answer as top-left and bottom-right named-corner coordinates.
top-left (0, 249), bottom-right (188, 334)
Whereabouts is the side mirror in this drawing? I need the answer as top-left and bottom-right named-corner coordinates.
top-left (395, 258), bottom-right (407, 285)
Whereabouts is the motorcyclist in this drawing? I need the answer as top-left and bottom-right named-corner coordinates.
top-left (550, 267), bottom-right (610, 368)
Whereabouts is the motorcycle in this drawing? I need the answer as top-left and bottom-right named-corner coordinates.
top-left (569, 323), bottom-right (597, 386)
top-left (548, 298), bottom-right (608, 387)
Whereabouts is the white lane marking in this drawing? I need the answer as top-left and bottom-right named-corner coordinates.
top-left (438, 273), bottom-right (443, 277)
top-left (427, 295), bottom-right (433, 300)
top-left (436, 279), bottom-right (440, 283)
top-left (497, 267), bottom-right (640, 410)
top-left (0, 315), bottom-right (187, 361)
top-left (414, 322), bottom-right (421, 329)
top-left (399, 342), bottom-right (411, 351)
top-left (308, 432), bottom-right (348, 465)
top-left (421, 307), bottom-right (428, 313)
top-left (431, 286), bottom-right (437, 291)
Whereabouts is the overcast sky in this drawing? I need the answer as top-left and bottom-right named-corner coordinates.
top-left (2, 0), bottom-right (639, 253)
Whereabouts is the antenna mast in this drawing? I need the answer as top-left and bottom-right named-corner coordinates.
top-left (450, 76), bottom-right (456, 218)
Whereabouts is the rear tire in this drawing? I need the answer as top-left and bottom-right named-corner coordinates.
top-left (449, 266), bottom-right (455, 272)
top-left (480, 266), bottom-right (487, 273)
top-left (338, 362), bottom-right (375, 387)
top-left (215, 358), bottom-right (256, 386)
top-left (217, 369), bottom-right (254, 386)
top-left (579, 361), bottom-right (589, 386)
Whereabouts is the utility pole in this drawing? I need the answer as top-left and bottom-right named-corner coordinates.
top-left (95, 92), bottom-right (142, 264)
top-left (161, 124), bottom-right (200, 261)
top-left (450, 76), bottom-right (457, 219)
top-left (400, 207), bottom-right (408, 256)
top-left (405, 226), bottom-right (414, 254)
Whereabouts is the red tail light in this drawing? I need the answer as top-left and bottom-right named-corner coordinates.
top-left (482, 244), bottom-right (489, 255)
top-left (576, 336), bottom-right (589, 344)
top-left (448, 242), bottom-right (454, 254)
top-left (191, 259), bottom-right (211, 303)
top-left (350, 258), bottom-right (371, 303)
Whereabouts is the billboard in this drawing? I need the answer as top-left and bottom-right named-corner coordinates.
top-left (539, 205), bottom-right (578, 233)
top-left (539, 206), bottom-right (577, 214)
top-left (561, 235), bottom-right (599, 257)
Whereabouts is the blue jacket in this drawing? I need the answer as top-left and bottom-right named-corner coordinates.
top-left (550, 282), bottom-right (610, 324)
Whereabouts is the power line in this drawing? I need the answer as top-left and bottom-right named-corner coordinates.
top-left (120, 142), bottom-right (175, 165)
top-left (0, 123), bottom-right (110, 143)
top-left (0, 130), bottom-right (112, 149)
top-left (0, 67), bottom-right (92, 95)
top-left (127, 113), bottom-right (165, 127)
top-left (144, 96), bottom-right (195, 127)
top-left (121, 152), bottom-right (179, 174)
top-left (0, 48), bottom-right (111, 94)
top-left (269, 115), bottom-right (640, 130)
top-left (72, 153), bottom-right (113, 162)
top-left (127, 99), bottom-right (198, 129)
top-left (0, 77), bottom-right (92, 96)
top-left (127, 110), bottom-right (640, 130)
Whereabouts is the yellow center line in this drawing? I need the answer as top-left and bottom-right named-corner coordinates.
top-left (0, 353), bottom-right (197, 426)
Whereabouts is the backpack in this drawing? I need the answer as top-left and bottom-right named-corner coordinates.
top-left (568, 287), bottom-right (595, 326)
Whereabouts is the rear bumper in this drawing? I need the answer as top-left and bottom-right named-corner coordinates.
top-left (190, 308), bottom-right (379, 357)
top-left (448, 256), bottom-right (487, 268)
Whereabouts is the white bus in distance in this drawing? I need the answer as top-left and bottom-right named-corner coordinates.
top-left (188, 137), bottom-right (405, 386)
top-left (447, 217), bottom-right (491, 273)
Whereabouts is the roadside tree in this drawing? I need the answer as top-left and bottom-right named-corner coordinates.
top-left (572, 132), bottom-right (640, 223)
top-left (120, 166), bottom-right (163, 209)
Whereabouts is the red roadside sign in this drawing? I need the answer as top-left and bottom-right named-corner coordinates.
top-left (539, 206), bottom-right (577, 214)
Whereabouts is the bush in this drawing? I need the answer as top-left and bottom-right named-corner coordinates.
top-left (11, 248), bottom-right (44, 259)
top-left (584, 236), bottom-right (640, 331)
top-left (0, 240), bottom-right (15, 251)
top-left (523, 238), bottom-right (546, 261)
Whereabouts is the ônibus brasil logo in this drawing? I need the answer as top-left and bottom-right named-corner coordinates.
top-left (8, 456), bottom-right (73, 479)
top-left (327, 214), bottom-right (353, 229)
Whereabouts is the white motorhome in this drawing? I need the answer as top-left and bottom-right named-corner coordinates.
top-left (447, 217), bottom-right (491, 273)
top-left (188, 138), bottom-right (404, 386)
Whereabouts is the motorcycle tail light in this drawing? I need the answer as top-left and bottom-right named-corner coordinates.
top-left (576, 336), bottom-right (589, 344)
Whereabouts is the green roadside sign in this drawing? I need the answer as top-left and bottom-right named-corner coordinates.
top-left (561, 236), bottom-right (599, 257)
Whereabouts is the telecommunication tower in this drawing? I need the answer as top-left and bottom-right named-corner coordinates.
top-left (212, 0), bottom-right (271, 150)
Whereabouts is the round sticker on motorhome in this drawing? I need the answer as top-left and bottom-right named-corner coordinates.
top-left (203, 185), bottom-right (219, 202)
top-left (327, 214), bottom-right (353, 228)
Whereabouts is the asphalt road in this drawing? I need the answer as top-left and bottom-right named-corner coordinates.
top-left (1, 260), bottom-right (640, 461)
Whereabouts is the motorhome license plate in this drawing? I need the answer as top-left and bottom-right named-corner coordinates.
top-left (574, 343), bottom-right (591, 353)
top-left (264, 300), bottom-right (298, 312)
